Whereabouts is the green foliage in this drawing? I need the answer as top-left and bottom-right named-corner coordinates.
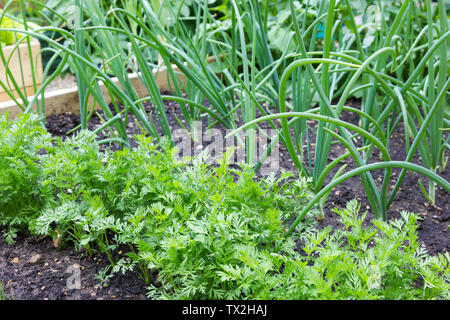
top-left (3, 0), bottom-right (447, 224)
top-left (0, 280), bottom-right (13, 300)
top-left (0, 0), bottom-right (448, 300)
top-left (0, 114), bottom-right (448, 300)
top-left (0, 6), bottom-right (41, 47)
top-left (131, 158), bottom-right (313, 299)
top-left (229, 200), bottom-right (450, 300)
top-left (0, 113), bottom-right (51, 243)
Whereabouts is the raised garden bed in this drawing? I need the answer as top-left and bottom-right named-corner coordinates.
top-left (0, 39), bottom-right (43, 103)
top-left (41, 98), bottom-right (450, 256)
top-left (0, 0), bottom-right (448, 302)
top-left (0, 96), bottom-right (448, 300)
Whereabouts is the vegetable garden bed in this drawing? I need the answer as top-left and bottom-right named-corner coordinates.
top-left (0, 66), bottom-right (188, 119)
top-left (0, 96), bottom-right (448, 300)
top-left (0, 39), bottom-right (43, 104)
top-left (0, 0), bottom-right (449, 301)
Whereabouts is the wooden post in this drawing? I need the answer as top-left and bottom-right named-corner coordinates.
top-left (0, 55), bottom-right (220, 119)
top-left (0, 39), bottom-right (43, 102)
top-left (0, 68), bottom-right (188, 119)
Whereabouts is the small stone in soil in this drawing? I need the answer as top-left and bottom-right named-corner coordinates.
top-left (29, 254), bottom-right (42, 264)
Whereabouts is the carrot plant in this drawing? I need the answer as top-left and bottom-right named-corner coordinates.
top-left (0, 113), bottom-right (51, 243)
top-left (0, 1), bottom-right (43, 110)
top-left (0, 113), bottom-right (448, 300)
top-left (401, 0), bottom-right (449, 205)
top-left (0, 281), bottom-right (11, 300)
top-left (1, 0), bottom-right (448, 228)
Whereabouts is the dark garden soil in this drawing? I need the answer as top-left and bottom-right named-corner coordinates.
top-left (1, 93), bottom-right (448, 300)
top-left (0, 228), bottom-right (148, 300)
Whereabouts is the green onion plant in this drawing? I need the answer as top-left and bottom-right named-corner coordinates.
top-left (1, 0), bottom-right (448, 233)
